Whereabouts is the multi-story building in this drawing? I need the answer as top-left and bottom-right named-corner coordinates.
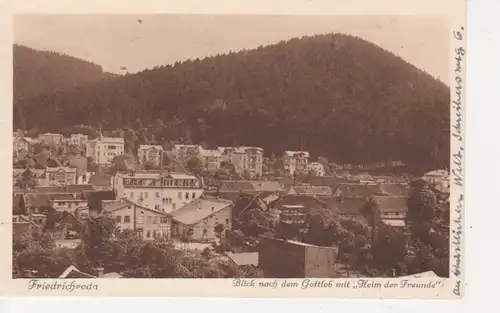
top-left (199, 148), bottom-right (223, 171)
top-left (70, 134), bottom-right (89, 147)
top-left (137, 145), bottom-right (164, 167)
top-left (218, 146), bottom-right (264, 178)
top-left (102, 198), bottom-right (171, 240)
top-left (86, 136), bottom-right (125, 165)
top-left (44, 167), bottom-right (78, 186)
top-left (170, 196), bottom-right (233, 241)
top-left (283, 151), bottom-right (310, 176)
top-left (13, 136), bottom-right (34, 156)
top-left (307, 162), bottom-right (326, 176)
top-left (38, 133), bottom-right (64, 146)
top-left (172, 144), bottom-right (201, 163)
top-left (113, 172), bottom-right (203, 213)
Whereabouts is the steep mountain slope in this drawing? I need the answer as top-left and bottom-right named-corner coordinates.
top-left (14, 34), bottom-right (450, 172)
top-left (14, 44), bottom-right (118, 102)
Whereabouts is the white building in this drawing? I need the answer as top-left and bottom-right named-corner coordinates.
top-left (218, 146), bottom-right (264, 178)
top-left (113, 172), bottom-right (203, 213)
top-left (86, 136), bottom-right (125, 165)
top-left (137, 145), bottom-right (164, 167)
top-left (70, 134), bottom-right (89, 147)
top-left (307, 162), bottom-right (326, 176)
top-left (283, 150), bottom-right (310, 175)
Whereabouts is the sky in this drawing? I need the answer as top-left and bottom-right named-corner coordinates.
top-left (14, 14), bottom-right (450, 84)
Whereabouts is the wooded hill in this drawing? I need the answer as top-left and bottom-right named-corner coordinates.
top-left (14, 44), bottom-right (117, 102)
top-left (14, 34), bottom-right (450, 173)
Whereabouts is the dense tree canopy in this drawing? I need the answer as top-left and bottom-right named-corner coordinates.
top-left (14, 34), bottom-right (449, 172)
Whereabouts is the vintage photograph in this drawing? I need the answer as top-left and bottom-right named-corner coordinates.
top-left (11, 13), bottom-right (453, 283)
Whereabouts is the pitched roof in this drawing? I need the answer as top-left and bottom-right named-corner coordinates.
top-left (334, 183), bottom-right (383, 198)
top-left (331, 197), bottom-right (367, 215)
top-left (379, 184), bottom-right (410, 197)
top-left (203, 191), bottom-right (243, 203)
top-left (101, 199), bottom-right (131, 213)
top-left (59, 265), bottom-right (97, 278)
top-left (66, 184), bottom-right (96, 193)
top-left (271, 195), bottom-right (325, 210)
top-left (218, 180), bottom-right (255, 192)
top-left (372, 196), bottom-right (408, 213)
top-left (249, 181), bottom-right (283, 192)
top-left (288, 186), bottom-right (333, 196)
top-left (24, 193), bottom-right (53, 208)
top-left (35, 186), bottom-right (66, 193)
top-left (227, 252), bottom-right (259, 266)
top-left (170, 196), bottom-right (233, 225)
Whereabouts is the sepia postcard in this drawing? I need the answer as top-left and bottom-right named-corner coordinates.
top-left (0, 0), bottom-right (466, 299)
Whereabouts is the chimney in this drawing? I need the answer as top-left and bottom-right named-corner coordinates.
top-left (96, 267), bottom-right (104, 277)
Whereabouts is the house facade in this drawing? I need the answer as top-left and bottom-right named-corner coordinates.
top-left (170, 196), bottom-right (233, 241)
top-left (199, 148), bottom-right (223, 171)
top-left (70, 134), bottom-right (89, 147)
top-left (44, 167), bottom-right (77, 186)
top-left (38, 133), bottom-right (64, 146)
top-left (86, 136), bottom-right (125, 165)
top-left (113, 172), bottom-right (203, 213)
top-left (307, 162), bottom-right (326, 176)
top-left (137, 145), bottom-right (164, 167)
top-left (103, 199), bottom-right (171, 240)
top-left (283, 151), bottom-right (310, 175)
top-left (218, 146), bottom-right (264, 178)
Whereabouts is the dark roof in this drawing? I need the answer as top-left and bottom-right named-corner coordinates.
top-left (271, 195), bottom-right (326, 210)
top-left (372, 196), bottom-right (408, 213)
top-left (334, 183), bottom-right (383, 198)
top-left (203, 191), bottom-right (243, 203)
top-left (35, 186), bottom-right (66, 193)
top-left (24, 193), bottom-right (52, 208)
top-left (217, 180), bottom-right (255, 192)
top-left (379, 184), bottom-right (410, 197)
top-left (89, 174), bottom-right (112, 187)
top-left (307, 176), bottom-right (361, 190)
top-left (249, 181), bottom-right (283, 192)
top-left (288, 186), bottom-right (333, 196)
top-left (66, 184), bottom-right (95, 193)
top-left (326, 197), bottom-right (367, 215)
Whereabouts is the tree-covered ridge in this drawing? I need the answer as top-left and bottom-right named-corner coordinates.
top-left (14, 44), bottom-right (118, 102)
top-left (14, 33), bottom-right (450, 173)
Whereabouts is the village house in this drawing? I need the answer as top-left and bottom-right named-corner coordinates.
top-left (372, 196), bottom-right (409, 227)
top-left (258, 236), bottom-right (338, 278)
top-left (172, 144), bottom-right (202, 163)
top-left (102, 198), bottom-right (171, 240)
top-left (170, 196), bottom-right (233, 242)
top-left (307, 162), bottom-right (326, 176)
top-left (282, 150), bottom-right (310, 176)
top-left (13, 136), bottom-right (34, 156)
top-left (86, 134), bottom-right (125, 165)
top-left (38, 133), bottom-right (64, 146)
top-left (113, 171), bottom-right (203, 213)
top-left (226, 252), bottom-right (259, 267)
top-left (44, 167), bottom-right (78, 186)
top-left (49, 193), bottom-right (88, 213)
top-left (218, 146), bottom-right (264, 178)
top-left (70, 134), bottom-right (89, 147)
top-left (137, 145), bottom-right (164, 167)
top-left (59, 265), bottom-right (123, 279)
top-left (199, 147), bottom-right (223, 171)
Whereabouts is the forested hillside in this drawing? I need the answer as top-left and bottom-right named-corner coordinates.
top-left (14, 44), bottom-right (117, 102)
top-left (14, 34), bottom-right (450, 173)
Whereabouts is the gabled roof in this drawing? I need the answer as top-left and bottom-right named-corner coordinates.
top-left (227, 252), bottom-right (259, 266)
top-left (35, 186), bottom-right (66, 193)
top-left (379, 184), bottom-right (410, 197)
top-left (101, 199), bottom-right (131, 213)
top-left (249, 181), bottom-right (283, 192)
top-left (334, 183), bottom-right (383, 198)
top-left (203, 191), bottom-right (243, 203)
top-left (271, 195), bottom-right (325, 211)
top-left (287, 185), bottom-right (333, 196)
top-left (218, 180), bottom-right (255, 192)
top-left (59, 265), bottom-right (96, 278)
top-left (372, 196), bottom-right (408, 213)
top-left (170, 196), bottom-right (233, 225)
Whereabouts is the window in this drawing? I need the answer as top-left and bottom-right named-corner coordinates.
top-left (146, 231), bottom-right (151, 238)
top-left (185, 192), bottom-right (189, 200)
top-left (225, 218), bottom-right (229, 225)
top-left (124, 216), bottom-right (131, 223)
top-left (192, 192), bottom-right (196, 199)
top-left (129, 192), bottom-right (134, 199)
top-left (155, 192), bottom-right (160, 198)
top-left (160, 216), bottom-right (169, 224)
top-left (137, 228), bottom-right (144, 237)
top-left (155, 204), bottom-right (160, 210)
top-left (147, 216), bottom-right (152, 224)
top-left (115, 216), bottom-right (122, 223)
top-left (144, 192), bottom-right (148, 199)
top-left (178, 192), bottom-right (182, 200)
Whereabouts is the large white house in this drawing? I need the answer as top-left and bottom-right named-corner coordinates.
top-left (86, 135), bottom-right (125, 165)
top-left (113, 171), bottom-right (203, 213)
top-left (137, 145), bottom-right (164, 167)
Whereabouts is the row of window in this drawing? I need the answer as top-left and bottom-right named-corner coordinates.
top-left (128, 191), bottom-right (198, 201)
top-left (116, 215), bottom-right (169, 224)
